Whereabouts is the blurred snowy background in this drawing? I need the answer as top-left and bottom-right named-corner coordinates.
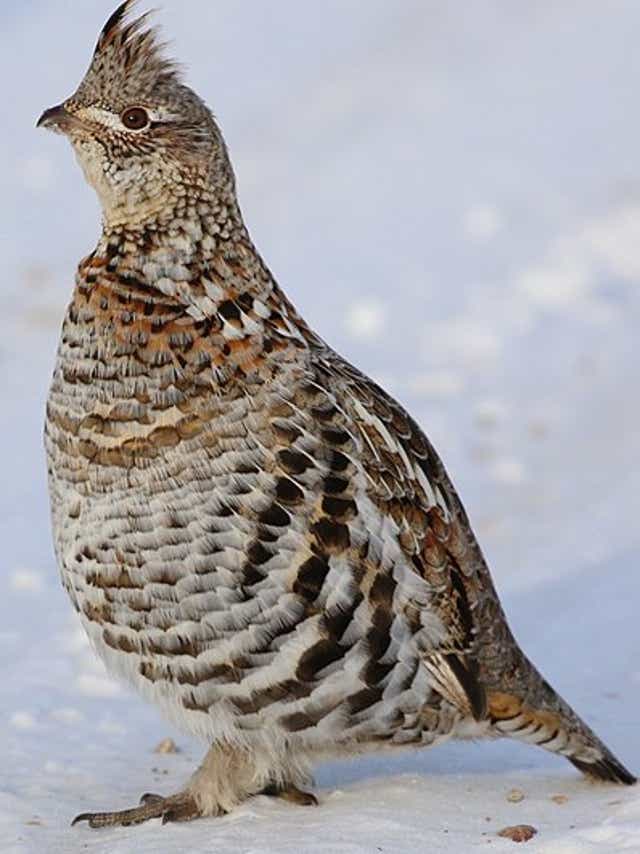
top-left (1, 2), bottom-right (639, 851)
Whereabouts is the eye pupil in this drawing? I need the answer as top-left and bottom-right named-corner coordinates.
top-left (121, 107), bottom-right (149, 130)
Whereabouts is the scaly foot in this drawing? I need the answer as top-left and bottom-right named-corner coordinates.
top-left (72, 790), bottom-right (201, 828)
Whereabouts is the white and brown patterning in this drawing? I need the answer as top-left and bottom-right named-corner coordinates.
top-left (38, 0), bottom-right (635, 829)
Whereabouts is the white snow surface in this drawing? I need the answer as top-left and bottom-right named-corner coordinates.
top-left (1, 2), bottom-right (639, 852)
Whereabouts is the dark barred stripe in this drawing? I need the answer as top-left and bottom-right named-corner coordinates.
top-left (311, 518), bottom-right (350, 553)
top-left (347, 685), bottom-right (384, 716)
top-left (296, 638), bottom-right (344, 682)
top-left (293, 555), bottom-right (330, 603)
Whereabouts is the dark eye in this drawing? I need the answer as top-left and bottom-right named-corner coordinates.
top-left (121, 107), bottom-right (149, 130)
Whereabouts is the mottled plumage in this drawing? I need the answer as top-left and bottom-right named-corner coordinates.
top-left (38, 1), bottom-right (635, 828)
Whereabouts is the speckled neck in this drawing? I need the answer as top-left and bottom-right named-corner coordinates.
top-left (94, 180), bottom-right (257, 292)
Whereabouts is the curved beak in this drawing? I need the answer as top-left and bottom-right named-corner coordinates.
top-left (37, 103), bottom-right (72, 132)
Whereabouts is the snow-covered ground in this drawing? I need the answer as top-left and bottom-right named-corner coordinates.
top-left (1, 2), bottom-right (639, 851)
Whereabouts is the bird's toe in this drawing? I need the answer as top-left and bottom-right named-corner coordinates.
top-left (72, 791), bottom-right (201, 828)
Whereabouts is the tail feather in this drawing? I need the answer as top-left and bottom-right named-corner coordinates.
top-left (488, 689), bottom-right (636, 786)
top-left (569, 754), bottom-right (637, 786)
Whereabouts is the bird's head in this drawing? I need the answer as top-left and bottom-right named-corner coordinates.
top-left (37, 1), bottom-right (233, 229)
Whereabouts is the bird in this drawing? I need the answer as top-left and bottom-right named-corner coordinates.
top-left (38, 0), bottom-right (635, 829)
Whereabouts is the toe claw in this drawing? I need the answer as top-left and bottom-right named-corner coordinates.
top-left (262, 784), bottom-right (319, 807)
top-left (286, 789), bottom-right (318, 807)
top-left (139, 792), bottom-right (163, 805)
top-left (161, 797), bottom-right (201, 824)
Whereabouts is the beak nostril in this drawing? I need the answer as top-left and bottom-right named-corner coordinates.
top-left (37, 103), bottom-right (67, 129)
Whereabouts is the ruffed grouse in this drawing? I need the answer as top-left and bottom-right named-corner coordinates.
top-left (38, 0), bottom-right (635, 829)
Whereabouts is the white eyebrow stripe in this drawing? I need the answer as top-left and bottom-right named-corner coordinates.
top-left (76, 105), bottom-right (177, 129)
top-left (77, 106), bottom-right (123, 129)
